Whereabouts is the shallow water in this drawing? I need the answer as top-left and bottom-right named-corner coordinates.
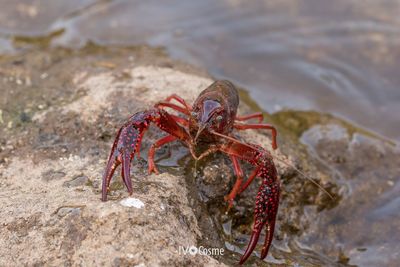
top-left (1, 1), bottom-right (400, 266)
top-left (1, 0), bottom-right (400, 142)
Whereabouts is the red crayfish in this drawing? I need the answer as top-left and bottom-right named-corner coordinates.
top-left (101, 80), bottom-right (280, 264)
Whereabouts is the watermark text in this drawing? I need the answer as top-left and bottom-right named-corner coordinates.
top-left (178, 245), bottom-right (224, 256)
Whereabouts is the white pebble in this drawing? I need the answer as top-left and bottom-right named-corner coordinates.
top-left (120, 197), bottom-right (145, 209)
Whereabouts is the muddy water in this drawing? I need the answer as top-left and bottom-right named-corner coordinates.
top-left (1, 1), bottom-right (400, 267)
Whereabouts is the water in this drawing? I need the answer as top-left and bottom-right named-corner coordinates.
top-left (1, 1), bottom-right (400, 266)
top-left (1, 0), bottom-right (399, 141)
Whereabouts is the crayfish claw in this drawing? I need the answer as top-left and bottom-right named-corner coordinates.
top-left (101, 154), bottom-right (120, 201)
top-left (102, 109), bottom-right (189, 201)
top-left (239, 228), bottom-right (262, 264)
top-left (101, 113), bottom-right (147, 201)
top-left (239, 179), bottom-right (280, 264)
top-left (239, 220), bottom-right (275, 264)
top-left (121, 151), bottom-right (133, 194)
top-left (260, 222), bottom-right (275, 259)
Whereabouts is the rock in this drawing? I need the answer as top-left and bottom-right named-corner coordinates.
top-left (56, 206), bottom-right (83, 217)
top-left (1, 47), bottom-right (254, 266)
top-left (63, 175), bottom-right (89, 187)
top-left (6, 45), bottom-right (395, 267)
top-left (300, 124), bottom-right (400, 266)
top-left (120, 197), bottom-right (145, 209)
top-left (42, 169), bottom-right (66, 181)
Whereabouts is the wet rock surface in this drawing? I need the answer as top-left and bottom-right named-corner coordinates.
top-left (0, 46), bottom-right (399, 267)
top-left (300, 125), bottom-right (400, 267)
top-left (0, 46), bottom-right (226, 266)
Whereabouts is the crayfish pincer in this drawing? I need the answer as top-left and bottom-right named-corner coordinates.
top-left (101, 80), bottom-right (279, 264)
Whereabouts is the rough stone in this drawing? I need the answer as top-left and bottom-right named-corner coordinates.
top-left (1, 51), bottom-right (289, 266)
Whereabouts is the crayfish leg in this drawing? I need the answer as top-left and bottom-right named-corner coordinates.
top-left (164, 94), bottom-right (192, 111)
top-left (233, 123), bottom-right (278, 150)
top-left (225, 155), bottom-right (244, 209)
top-left (235, 112), bottom-right (264, 123)
top-left (155, 101), bottom-right (190, 115)
top-left (148, 135), bottom-right (177, 174)
top-left (239, 166), bottom-right (261, 194)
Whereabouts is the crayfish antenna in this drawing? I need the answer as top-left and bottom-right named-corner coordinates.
top-left (273, 156), bottom-right (335, 200)
top-left (189, 145), bottom-right (200, 178)
top-left (194, 158), bottom-right (199, 178)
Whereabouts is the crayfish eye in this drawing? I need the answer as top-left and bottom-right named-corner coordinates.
top-left (215, 115), bottom-right (223, 122)
top-left (191, 111), bottom-right (197, 118)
